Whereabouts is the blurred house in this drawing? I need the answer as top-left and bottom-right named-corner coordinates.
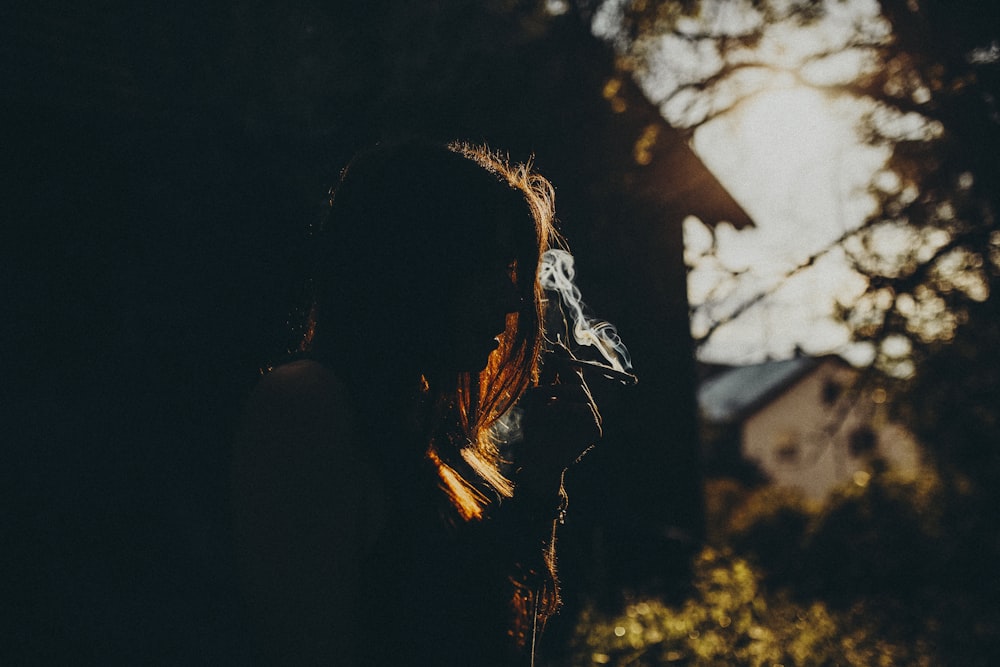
top-left (698, 355), bottom-right (921, 500)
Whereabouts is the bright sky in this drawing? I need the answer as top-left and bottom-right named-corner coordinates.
top-left (595, 0), bottom-right (894, 365)
top-left (689, 82), bottom-right (887, 365)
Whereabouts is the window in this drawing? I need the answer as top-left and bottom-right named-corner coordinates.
top-left (849, 427), bottom-right (877, 457)
top-left (774, 432), bottom-right (800, 463)
top-left (821, 379), bottom-right (843, 405)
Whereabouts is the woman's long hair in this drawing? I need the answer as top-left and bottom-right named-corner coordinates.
top-left (300, 140), bottom-right (567, 642)
top-left (301, 140), bottom-right (562, 520)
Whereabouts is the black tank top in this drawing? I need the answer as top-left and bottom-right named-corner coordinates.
top-left (293, 351), bottom-right (536, 667)
top-left (357, 460), bottom-right (526, 666)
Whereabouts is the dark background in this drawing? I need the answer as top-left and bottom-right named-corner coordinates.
top-left (4, 2), bottom-right (752, 663)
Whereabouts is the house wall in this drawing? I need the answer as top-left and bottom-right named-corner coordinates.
top-left (741, 360), bottom-right (921, 500)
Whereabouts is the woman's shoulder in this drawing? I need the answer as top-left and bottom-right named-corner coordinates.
top-left (251, 357), bottom-right (350, 404)
top-left (232, 359), bottom-right (386, 664)
top-left (236, 357), bottom-right (379, 492)
top-left (242, 359), bottom-right (356, 433)
top-left (234, 357), bottom-right (387, 539)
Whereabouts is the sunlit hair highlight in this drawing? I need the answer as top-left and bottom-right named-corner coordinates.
top-left (445, 141), bottom-right (563, 509)
top-left (441, 142), bottom-right (566, 629)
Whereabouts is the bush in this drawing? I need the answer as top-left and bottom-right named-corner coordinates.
top-left (567, 471), bottom-right (1000, 666)
top-left (569, 548), bottom-right (938, 666)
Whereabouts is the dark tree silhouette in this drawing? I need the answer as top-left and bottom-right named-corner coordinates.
top-left (5, 1), bottom-right (756, 662)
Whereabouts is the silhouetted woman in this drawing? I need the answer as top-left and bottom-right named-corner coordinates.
top-left (233, 141), bottom-right (602, 666)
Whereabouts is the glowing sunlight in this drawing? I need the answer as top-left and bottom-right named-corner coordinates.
top-left (602, 0), bottom-right (897, 364)
top-left (689, 80), bottom-right (888, 363)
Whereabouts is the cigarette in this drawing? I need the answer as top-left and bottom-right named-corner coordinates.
top-left (551, 357), bottom-right (638, 386)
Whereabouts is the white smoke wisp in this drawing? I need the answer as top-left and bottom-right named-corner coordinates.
top-left (539, 249), bottom-right (633, 373)
top-left (492, 249), bottom-right (634, 451)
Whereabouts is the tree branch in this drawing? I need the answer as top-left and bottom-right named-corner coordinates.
top-left (693, 224), bottom-right (873, 345)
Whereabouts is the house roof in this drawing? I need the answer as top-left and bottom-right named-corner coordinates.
top-left (643, 120), bottom-right (754, 230)
top-left (697, 356), bottom-right (825, 423)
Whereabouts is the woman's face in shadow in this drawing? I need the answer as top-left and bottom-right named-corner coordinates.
top-left (447, 256), bottom-right (522, 372)
top-left (428, 212), bottom-right (535, 375)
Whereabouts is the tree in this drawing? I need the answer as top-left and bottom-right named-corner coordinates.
top-left (591, 0), bottom-right (998, 367)
top-left (591, 0), bottom-right (1000, 487)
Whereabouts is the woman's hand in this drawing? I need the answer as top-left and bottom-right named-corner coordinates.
top-left (514, 371), bottom-right (603, 497)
